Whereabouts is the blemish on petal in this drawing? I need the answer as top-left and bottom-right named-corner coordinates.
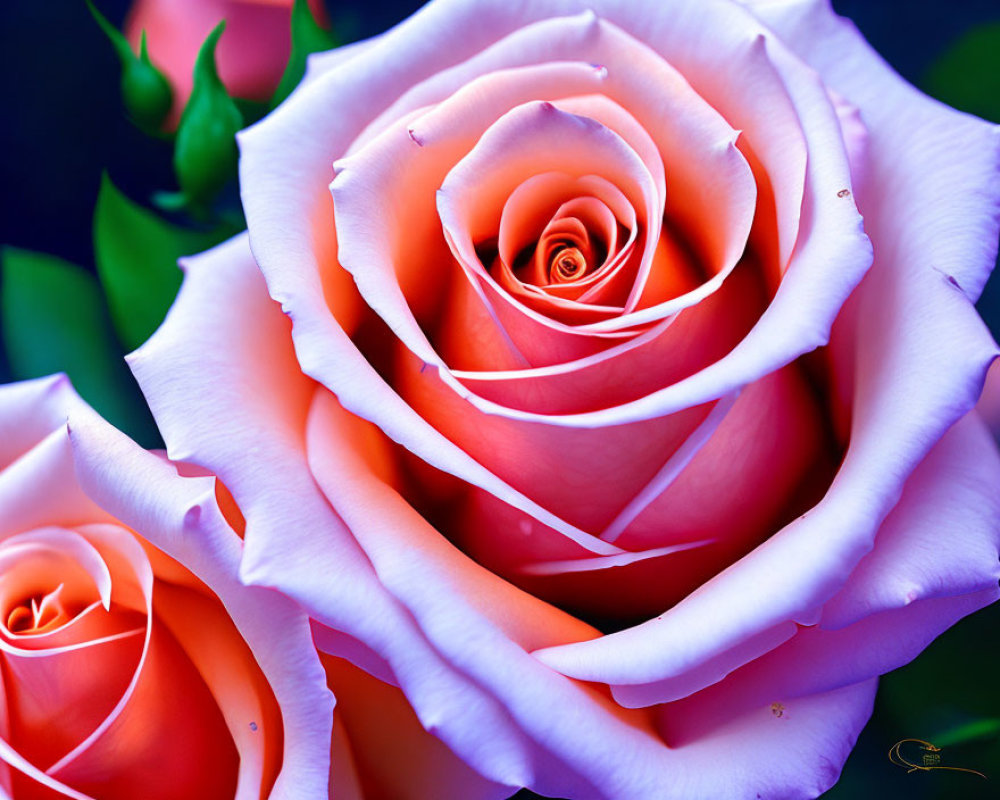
top-left (590, 63), bottom-right (609, 79)
top-left (932, 267), bottom-right (964, 292)
top-left (770, 702), bottom-right (785, 718)
top-left (407, 127), bottom-right (424, 147)
top-left (249, 721), bottom-right (258, 732)
top-left (837, 189), bottom-right (851, 198)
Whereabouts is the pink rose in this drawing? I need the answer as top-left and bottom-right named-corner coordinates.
top-left (125, 0), bottom-right (326, 124)
top-left (0, 374), bottom-right (496, 799)
top-left (0, 375), bottom-right (331, 798)
top-left (133, 1), bottom-right (1000, 797)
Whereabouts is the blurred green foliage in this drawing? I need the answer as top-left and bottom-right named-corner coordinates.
top-left (1, 247), bottom-right (158, 445)
top-left (94, 174), bottom-right (227, 351)
top-left (924, 22), bottom-right (1000, 123)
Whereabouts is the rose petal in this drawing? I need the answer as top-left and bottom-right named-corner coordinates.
top-left (821, 411), bottom-right (1000, 629)
top-left (0, 375), bottom-right (77, 470)
top-left (533, 291), bottom-right (996, 697)
top-left (68, 391), bottom-right (335, 800)
top-left (432, 99), bottom-right (662, 334)
top-left (976, 360), bottom-right (1000, 440)
top-left (0, 430), bottom-right (115, 543)
top-left (302, 375), bottom-right (880, 799)
top-left (451, 259), bottom-right (766, 416)
top-left (744, 0), bottom-right (1000, 300)
top-left (0, 529), bottom-right (113, 623)
top-left (0, 534), bottom-right (144, 771)
top-left (324, 654), bottom-right (509, 800)
top-left (305, 388), bottom-right (602, 653)
top-left (334, 16), bottom-right (757, 373)
top-left (302, 35), bottom-right (380, 86)
top-left (130, 236), bottom-right (550, 790)
top-left (654, 679), bottom-right (877, 799)
top-left (662, 588), bottom-right (998, 744)
top-left (603, 407), bottom-right (1000, 706)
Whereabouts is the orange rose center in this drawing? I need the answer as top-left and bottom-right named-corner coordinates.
top-left (5, 585), bottom-right (72, 635)
top-left (551, 245), bottom-right (587, 282)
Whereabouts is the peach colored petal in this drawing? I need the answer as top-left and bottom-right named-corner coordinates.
top-left (433, 100), bottom-right (661, 334)
top-left (451, 259), bottom-right (765, 416)
top-left (128, 242), bottom-right (602, 791)
top-left (0, 523), bottom-right (159, 799)
top-left (353, 13), bottom-right (756, 296)
top-left (49, 606), bottom-right (239, 800)
top-left (305, 389), bottom-right (602, 652)
top-left (498, 183), bottom-right (629, 302)
top-left (324, 655), bottom-right (509, 800)
top-left (2, 597), bottom-right (143, 772)
top-left (67, 401), bottom-right (335, 800)
top-left (612, 365), bottom-right (833, 552)
top-left (0, 529), bottom-right (112, 630)
top-left (153, 581), bottom-right (281, 800)
top-left (394, 340), bottom-right (714, 538)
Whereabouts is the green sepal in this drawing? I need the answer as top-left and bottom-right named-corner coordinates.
top-left (271, 0), bottom-right (338, 108)
top-left (924, 22), bottom-right (1000, 123)
top-left (1, 247), bottom-right (160, 446)
top-left (94, 174), bottom-right (227, 351)
top-left (85, 0), bottom-right (173, 134)
top-left (173, 22), bottom-right (244, 211)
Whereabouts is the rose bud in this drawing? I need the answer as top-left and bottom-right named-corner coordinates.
top-left (132, 1), bottom-right (1000, 797)
top-left (86, 0), bottom-right (173, 134)
top-left (0, 375), bottom-right (332, 799)
top-left (125, 0), bottom-right (328, 127)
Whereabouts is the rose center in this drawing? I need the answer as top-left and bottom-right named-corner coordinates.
top-left (6, 585), bottom-right (70, 635)
top-left (551, 246), bottom-right (587, 283)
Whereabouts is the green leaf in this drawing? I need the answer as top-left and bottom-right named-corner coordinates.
top-left (1, 248), bottom-right (159, 446)
top-left (173, 22), bottom-right (244, 210)
top-left (271, 0), bottom-right (338, 107)
top-left (85, 0), bottom-right (173, 133)
top-left (94, 174), bottom-right (226, 351)
top-left (924, 22), bottom-right (1000, 123)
